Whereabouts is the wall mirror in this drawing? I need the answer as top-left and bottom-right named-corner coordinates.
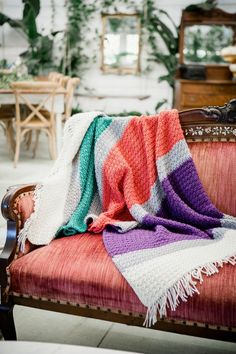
top-left (101, 13), bottom-right (141, 74)
top-left (184, 24), bottom-right (234, 64)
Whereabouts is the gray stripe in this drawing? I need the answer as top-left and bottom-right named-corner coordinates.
top-left (114, 238), bottom-right (216, 272)
top-left (113, 220), bottom-right (139, 232)
top-left (130, 179), bottom-right (164, 222)
top-left (212, 227), bottom-right (232, 239)
top-left (84, 192), bottom-right (102, 225)
top-left (95, 118), bottom-right (131, 199)
top-left (157, 139), bottom-right (191, 182)
top-left (221, 214), bottom-right (236, 229)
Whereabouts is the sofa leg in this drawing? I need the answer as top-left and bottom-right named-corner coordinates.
top-left (0, 304), bottom-right (17, 340)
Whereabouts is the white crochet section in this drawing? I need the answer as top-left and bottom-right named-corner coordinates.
top-left (120, 229), bottom-right (236, 326)
top-left (18, 112), bottom-right (103, 248)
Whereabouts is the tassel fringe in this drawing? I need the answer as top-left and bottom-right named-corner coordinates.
top-left (144, 254), bottom-right (236, 327)
top-left (17, 183), bottom-right (43, 252)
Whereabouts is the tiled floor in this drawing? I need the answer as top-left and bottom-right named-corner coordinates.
top-left (0, 128), bottom-right (236, 353)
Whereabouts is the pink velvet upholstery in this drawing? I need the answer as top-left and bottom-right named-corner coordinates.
top-left (190, 142), bottom-right (236, 216)
top-left (8, 141), bottom-right (236, 328)
top-left (9, 232), bottom-right (236, 327)
top-left (17, 193), bottom-right (34, 227)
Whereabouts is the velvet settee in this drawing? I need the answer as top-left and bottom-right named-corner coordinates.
top-left (0, 101), bottom-right (236, 342)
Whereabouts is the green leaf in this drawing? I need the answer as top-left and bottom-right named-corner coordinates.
top-left (22, 0), bottom-right (40, 17)
top-left (22, 0), bottom-right (40, 40)
top-left (0, 13), bottom-right (23, 29)
top-left (155, 99), bottom-right (168, 112)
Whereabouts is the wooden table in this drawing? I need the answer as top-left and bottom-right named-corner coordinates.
top-left (0, 87), bottom-right (66, 154)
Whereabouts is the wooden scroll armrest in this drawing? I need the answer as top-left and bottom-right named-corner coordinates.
top-left (0, 184), bottom-right (36, 299)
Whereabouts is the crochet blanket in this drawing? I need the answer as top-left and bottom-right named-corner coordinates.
top-left (19, 110), bottom-right (236, 326)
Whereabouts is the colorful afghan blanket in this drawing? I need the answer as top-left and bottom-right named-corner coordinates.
top-left (20, 110), bottom-right (236, 326)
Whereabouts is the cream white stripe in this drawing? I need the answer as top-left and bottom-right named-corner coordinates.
top-left (95, 117), bottom-right (131, 198)
top-left (63, 151), bottom-right (81, 223)
top-left (19, 111), bottom-right (103, 246)
top-left (123, 229), bottom-right (236, 307)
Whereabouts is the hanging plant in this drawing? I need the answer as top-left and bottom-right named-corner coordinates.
top-left (61, 0), bottom-right (97, 77)
top-left (0, 0), bottom-right (40, 42)
top-left (143, 0), bottom-right (179, 89)
top-left (0, 0), bottom-right (57, 75)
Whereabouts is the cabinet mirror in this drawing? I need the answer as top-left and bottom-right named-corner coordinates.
top-left (184, 24), bottom-right (234, 64)
top-left (179, 8), bottom-right (236, 65)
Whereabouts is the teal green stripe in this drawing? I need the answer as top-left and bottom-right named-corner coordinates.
top-left (57, 116), bottom-right (112, 236)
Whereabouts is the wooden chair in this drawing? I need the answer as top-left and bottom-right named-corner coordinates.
top-left (48, 72), bottom-right (71, 88)
top-left (64, 77), bottom-right (80, 120)
top-left (11, 81), bottom-right (59, 167)
top-left (48, 72), bottom-right (71, 89)
top-left (48, 72), bottom-right (64, 83)
top-left (48, 75), bottom-right (80, 120)
top-left (0, 105), bottom-right (15, 156)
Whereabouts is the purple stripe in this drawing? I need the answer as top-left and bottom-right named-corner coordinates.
top-left (103, 223), bottom-right (211, 257)
top-left (157, 160), bottom-right (222, 228)
top-left (162, 159), bottom-right (223, 219)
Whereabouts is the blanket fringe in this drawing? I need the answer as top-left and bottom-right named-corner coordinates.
top-left (17, 183), bottom-right (43, 253)
top-left (144, 254), bottom-right (236, 327)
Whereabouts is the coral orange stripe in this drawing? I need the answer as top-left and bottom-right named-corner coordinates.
top-left (89, 111), bottom-right (184, 232)
top-left (155, 110), bottom-right (184, 158)
top-left (102, 117), bottom-right (157, 210)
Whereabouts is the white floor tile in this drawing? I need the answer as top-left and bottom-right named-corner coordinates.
top-left (14, 306), bottom-right (85, 344)
top-left (14, 306), bottom-right (112, 347)
top-left (100, 323), bottom-right (236, 354)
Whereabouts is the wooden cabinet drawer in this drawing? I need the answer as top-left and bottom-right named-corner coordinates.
top-left (181, 93), bottom-right (236, 107)
top-left (182, 83), bottom-right (236, 95)
top-left (174, 79), bottom-right (236, 111)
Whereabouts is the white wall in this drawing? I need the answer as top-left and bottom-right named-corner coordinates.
top-left (0, 0), bottom-right (235, 114)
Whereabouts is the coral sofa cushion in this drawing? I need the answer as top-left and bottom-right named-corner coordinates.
top-left (9, 232), bottom-right (236, 328)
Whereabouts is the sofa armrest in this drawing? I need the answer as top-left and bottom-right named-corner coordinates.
top-left (0, 184), bottom-right (36, 302)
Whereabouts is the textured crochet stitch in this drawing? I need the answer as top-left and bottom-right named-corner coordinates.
top-left (19, 110), bottom-right (236, 326)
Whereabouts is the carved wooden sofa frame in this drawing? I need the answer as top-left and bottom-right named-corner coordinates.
top-left (1, 101), bottom-right (236, 342)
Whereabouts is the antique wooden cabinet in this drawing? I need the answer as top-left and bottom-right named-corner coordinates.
top-left (175, 79), bottom-right (236, 111)
top-left (174, 8), bottom-right (236, 111)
